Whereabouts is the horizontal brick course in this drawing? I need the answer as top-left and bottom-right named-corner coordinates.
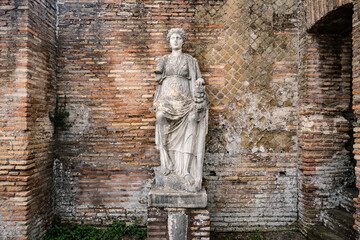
top-left (0, 0), bottom-right (56, 239)
top-left (353, 2), bottom-right (360, 236)
top-left (298, 3), bottom-right (357, 235)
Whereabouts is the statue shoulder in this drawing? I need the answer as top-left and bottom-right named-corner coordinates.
top-left (183, 53), bottom-right (197, 61)
top-left (157, 55), bottom-right (169, 63)
top-left (183, 54), bottom-right (199, 67)
top-left (155, 55), bottom-right (169, 74)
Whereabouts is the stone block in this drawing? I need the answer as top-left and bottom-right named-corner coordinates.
top-left (149, 185), bottom-right (207, 208)
top-left (168, 211), bottom-right (187, 240)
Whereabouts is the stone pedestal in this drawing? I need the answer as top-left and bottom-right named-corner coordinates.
top-left (147, 186), bottom-right (210, 240)
top-left (154, 167), bottom-right (202, 193)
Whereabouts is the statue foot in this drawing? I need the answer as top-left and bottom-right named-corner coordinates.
top-left (184, 174), bottom-right (195, 185)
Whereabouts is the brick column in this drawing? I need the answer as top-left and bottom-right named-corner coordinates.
top-left (352, 2), bottom-right (360, 235)
top-left (298, 32), bottom-right (354, 233)
top-left (0, 0), bottom-right (57, 239)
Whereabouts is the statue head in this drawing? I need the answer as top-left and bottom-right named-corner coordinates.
top-left (167, 28), bottom-right (186, 50)
top-left (166, 28), bottom-right (186, 43)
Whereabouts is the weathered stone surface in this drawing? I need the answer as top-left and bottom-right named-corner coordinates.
top-left (149, 186), bottom-right (207, 208)
top-left (154, 28), bottom-right (208, 193)
top-left (203, 0), bottom-right (300, 232)
top-left (168, 211), bottom-right (187, 240)
top-left (155, 166), bottom-right (203, 192)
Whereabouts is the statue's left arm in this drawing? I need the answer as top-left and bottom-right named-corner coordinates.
top-left (194, 58), bottom-right (209, 110)
top-left (195, 58), bottom-right (202, 80)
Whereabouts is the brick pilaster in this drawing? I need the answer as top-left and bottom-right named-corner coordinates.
top-left (352, 1), bottom-right (360, 235)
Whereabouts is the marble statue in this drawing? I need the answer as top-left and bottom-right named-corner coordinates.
top-left (154, 28), bottom-right (209, 192)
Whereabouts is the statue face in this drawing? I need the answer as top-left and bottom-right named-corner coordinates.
top-left (169, 33), bottom-right (183, 50)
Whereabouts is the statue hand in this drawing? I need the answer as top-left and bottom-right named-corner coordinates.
top-left (195, 78), bottom-right (205, 87)
top-left (194, 78), bottom-right (206, 105)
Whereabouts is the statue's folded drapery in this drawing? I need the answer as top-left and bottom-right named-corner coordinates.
top-left (154, 53), bottom-right (208, 192)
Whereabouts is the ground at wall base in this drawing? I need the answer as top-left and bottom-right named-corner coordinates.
top-left (211, 230), bottom-right (306, 240)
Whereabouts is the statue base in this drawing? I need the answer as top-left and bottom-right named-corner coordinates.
top-left (154, 166), bottom-right (201, 192)
top-left (147, 185), bottom-right (210, 240)
top-left (149, 185), bottom-right (207, 208)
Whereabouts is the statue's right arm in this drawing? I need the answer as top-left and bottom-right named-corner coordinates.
top-left (155, 56), bottom-right (165, 84)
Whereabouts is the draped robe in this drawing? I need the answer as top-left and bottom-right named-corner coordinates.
top-left (154, 53), bottom-right (208, 192)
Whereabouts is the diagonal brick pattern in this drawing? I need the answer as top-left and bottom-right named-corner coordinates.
top-left (200, 0), bottom-right (298, 154)
top-left (199, 0), bottom-right (300, 232)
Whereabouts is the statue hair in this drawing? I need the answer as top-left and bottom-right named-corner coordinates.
top-left (166, 28), bottom-right (186, 42)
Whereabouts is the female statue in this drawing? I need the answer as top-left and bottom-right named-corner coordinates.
top-left (154, 28), bottom-right (208, 192)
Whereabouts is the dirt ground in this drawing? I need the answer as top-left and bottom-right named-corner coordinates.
top-left (211, 231), bottom-right (307, 240)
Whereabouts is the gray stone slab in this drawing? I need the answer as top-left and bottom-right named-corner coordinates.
top-left (149, 185), bottom-right (207, 208)
top-left (168, 211), bottom-right (187, 240)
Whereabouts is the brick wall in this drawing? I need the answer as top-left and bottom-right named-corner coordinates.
top-left (304, 0), bottom-right (353, 30)
top-left (54, 0), bottom-right (223, 226)
top-left (0, 0), bottom-right (57, 239)
top-left (26, 0), bottom-right (57, 238)
top-left (0, 2), bottom-right (30, 238)
top-left (298, 32), bottom-right (354, 232)
top-left (299, 1), bottom-right (360, 235)
top-left (352, 2), bottom-right (360, 235)
top-left (203, 0), bottom-right (299, 232)
top-left (55, 0), bottom-right (300, 232)
top-left (4, 0), bottom-right (360, 239)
